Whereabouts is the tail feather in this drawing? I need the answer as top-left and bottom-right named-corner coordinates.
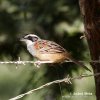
top-left (68, 58), bottom-right (91, 72)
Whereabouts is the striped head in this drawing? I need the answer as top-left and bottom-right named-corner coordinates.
top-left (20, 34), bottom-right (41, 46)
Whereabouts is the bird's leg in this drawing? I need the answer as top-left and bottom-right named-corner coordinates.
top-left (34, 60), bottom-right (54, 68)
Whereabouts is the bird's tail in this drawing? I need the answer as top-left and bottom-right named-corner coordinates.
top-left (67, 58), bottom-right (91, 72)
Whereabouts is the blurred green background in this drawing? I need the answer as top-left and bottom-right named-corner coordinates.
top-left (0, 0), bottom-right (95, 100)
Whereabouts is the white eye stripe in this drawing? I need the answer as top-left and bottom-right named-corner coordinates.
top-left (24, 34), bottom-right (40, 39)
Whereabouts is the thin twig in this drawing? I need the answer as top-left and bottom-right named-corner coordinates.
top-left (9, 73), bottom-right (100, 100)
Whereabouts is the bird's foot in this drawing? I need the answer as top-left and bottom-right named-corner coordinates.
top-left (34, 61), bottom-right (42, 68)
top-left (34, 60), bottom-right (54, 68)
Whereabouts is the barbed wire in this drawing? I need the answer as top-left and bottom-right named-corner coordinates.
top-left (0, 57), bottom-right (100, 100)
top-left (0, 57), bottom-right (100, 66)
top-left (0, 57), bottom-right (34, 65)
top-left (9, 73), bottom-right (100, 100)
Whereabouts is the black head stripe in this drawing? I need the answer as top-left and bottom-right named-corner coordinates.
top-left (27, 36), bottom-right (33, 41)
top-left (27, 36), bottom-right (38, 42)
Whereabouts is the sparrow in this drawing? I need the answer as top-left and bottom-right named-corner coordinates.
top-left (20, 34), bottom-right (91, 72)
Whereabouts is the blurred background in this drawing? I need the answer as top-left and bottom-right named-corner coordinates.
top-left (0, 0), bottom-right (95, 100)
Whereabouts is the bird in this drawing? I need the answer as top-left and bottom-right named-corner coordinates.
top-left (20, 33), bottom-right (91, 72)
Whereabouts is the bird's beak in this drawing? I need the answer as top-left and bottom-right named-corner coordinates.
top-left (17, 34), bottom-right (27, 42)
top-left (20, 38), bottom-right (26, 41)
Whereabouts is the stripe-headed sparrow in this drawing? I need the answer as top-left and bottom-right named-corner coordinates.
top-left (20, 34), bottom-right (91, 72)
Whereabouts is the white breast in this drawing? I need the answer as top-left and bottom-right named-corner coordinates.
top-left (27, 44), bottom-right (36, 56)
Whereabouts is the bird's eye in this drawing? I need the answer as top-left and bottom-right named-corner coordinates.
top-left (27, 36), bottom-right (38, 42)
top-left (33, 37), bottom-right (38, 41)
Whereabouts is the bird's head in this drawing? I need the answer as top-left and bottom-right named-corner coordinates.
top-left (20, 34), bottom-right (40, 45)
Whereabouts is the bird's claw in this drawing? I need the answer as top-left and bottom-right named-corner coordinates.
top-left (34, 61), bottom-right (41, 68)
top-left (34, 60), bottom-right (54, 68)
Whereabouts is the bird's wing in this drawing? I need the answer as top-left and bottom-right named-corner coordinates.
top-left (34, 40), bottom-right (66, 54)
